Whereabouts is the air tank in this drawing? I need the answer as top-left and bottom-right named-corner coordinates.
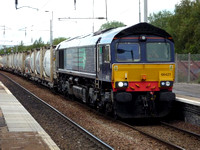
top-left (30, 52), bottom-right (35, 73)
top-left (0, 55), bottom-right (2, 68)
top-left (10, 54), bottom-right (14, 69)
top-left (35, 51), bottom-right (41, 74)
top-left (2, 55), bottom-right (7, 68)
top-left (13, 53), bottom-right (18, 69)
top-left (25, 54), bottom-right (31, 74)
top-left (8, 54), bottom-right (12, 68)
top-left (4, 55), bottom-right (9, 68)
top-left (17, 53), bottom-right (23, 71)
top-left (43, 49), bottom-right (51, 77)
top-left (19, 53), bottom-right (23, 70)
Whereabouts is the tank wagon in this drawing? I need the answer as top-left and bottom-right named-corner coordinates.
top-left (0, 47), bottom-right (55, 87)
top-left (28, 47), bottom-right (55, 86)
top-left (0, 22), bottom-right (176, 119)
top-left (56, 22), bottom-right (176, 118)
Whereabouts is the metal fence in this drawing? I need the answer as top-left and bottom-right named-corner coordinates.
top-left (175, 53), bottom-right (200, 83)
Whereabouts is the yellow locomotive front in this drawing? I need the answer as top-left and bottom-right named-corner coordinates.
top-left (112, 63), bottom-right (175, 92)
top-left (111, 35), bottom-right (175, 118)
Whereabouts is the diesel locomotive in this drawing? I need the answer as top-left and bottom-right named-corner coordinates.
top-left (0, 22), bottom-right (176, 119)
top-left (56, 22), bottom-right (175, 118)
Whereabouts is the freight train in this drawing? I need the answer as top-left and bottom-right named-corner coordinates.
top-left (0, 23), bottom-right (176, 119)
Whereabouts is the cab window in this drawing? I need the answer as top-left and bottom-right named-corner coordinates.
top-left (103, 45), bottom-right (110, 63)
top-left (146, 43), bottom-right (171, 62)
top-left (116, 43), bottom-right (140, 62)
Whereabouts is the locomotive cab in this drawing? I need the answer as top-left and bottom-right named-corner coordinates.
top-left (108, 25), bottom-right (175, 118)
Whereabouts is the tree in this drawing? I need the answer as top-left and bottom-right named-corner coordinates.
top-left (17, 41), bottom-right (26, 52)
top-left (169, 0), bottom-right (200, 53)
top-left (148, 0), bottom-right (200, 54)
top-left (148, 10), bottom-right (173, 31)
top-left (0, 37), bottom-right (69, 54)
top-left (53, 37), bottom-right (68, 45)
top-left (32, 37), bottom-right (45, 49)
top-left (99, 21), bottom-right (126, 30)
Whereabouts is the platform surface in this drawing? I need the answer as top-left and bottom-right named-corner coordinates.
top-left (0, 82), bottom-right (60, 150)
top-left (173, 83), bottom-right (200, 106)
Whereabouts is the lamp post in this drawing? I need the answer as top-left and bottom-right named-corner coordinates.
top-left (45, 11), bottom-right (53, 47)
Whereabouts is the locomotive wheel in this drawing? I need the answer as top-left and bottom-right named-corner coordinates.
top-left (113, 110), bottom-right (118, 120)
top-left (88, 96), bottom-right (95, 108)
top-left (105, 102), bottom-right (113, 116)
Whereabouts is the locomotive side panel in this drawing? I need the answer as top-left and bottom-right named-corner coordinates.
top-left (58, 46), bottom-right (96, 78)
top-left (78, 47), bottom-right (96, 73)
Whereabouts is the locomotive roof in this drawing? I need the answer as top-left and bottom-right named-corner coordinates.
top-left (56, 22), bottom-right (173, 50)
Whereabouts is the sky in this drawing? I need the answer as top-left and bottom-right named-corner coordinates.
top-left (0, 0), bottom-right (182, 47)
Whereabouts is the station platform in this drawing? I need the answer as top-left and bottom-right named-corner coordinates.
top-left (0, 82), bottom-right (60, 150)
top-left (173, 83), bottom-right (200, 106)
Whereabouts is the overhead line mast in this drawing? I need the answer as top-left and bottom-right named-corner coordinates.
top-left (144, 0), bottom-right (148, 22)
top-left (139, 0), bottom-right (141, 22)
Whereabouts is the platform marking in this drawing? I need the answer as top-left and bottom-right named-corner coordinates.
top-left (0, 82), bottom-right (12, 94)
top-left (176, 97), bottom-right (200, 106)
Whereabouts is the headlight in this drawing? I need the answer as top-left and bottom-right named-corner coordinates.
top-left (116, 81), bottom-right (128, 88)
top-left (118, 82), bottom-right (124, 87)
top-left (160, 81), bottom-right (173, 87)
top-left (166, 81), bottom-right (171, 86)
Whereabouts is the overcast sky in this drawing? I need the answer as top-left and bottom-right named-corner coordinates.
top-left (0, 0), bottom-right (181, 46)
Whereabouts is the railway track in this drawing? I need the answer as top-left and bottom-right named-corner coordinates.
top-left (118, 120), bottom-right (200, 150)
top-left (118, 121), bottom-right (184, 150)
top-left (160, 121), bottom-right (200, 139)
top-left (0, 72), bottom-right (114, 150)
